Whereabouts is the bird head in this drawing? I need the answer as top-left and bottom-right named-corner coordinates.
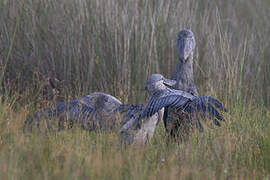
top-left (144, 74), bottom-right (176, 96)
top-left (177, 29), bottom-right (196, 63)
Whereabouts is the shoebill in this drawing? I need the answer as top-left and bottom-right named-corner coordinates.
top-left (141, 74), bottom-right (226, 141)
top-left (24, 93), bottom-right (162, 145)
top-left (165, 29), bottom-right (199, 139)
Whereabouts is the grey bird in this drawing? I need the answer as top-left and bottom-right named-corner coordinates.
top-left (24, 93), bottom-right (162, 145)
top-left (165, 29), bottom-right (199, 139)
top-left (118, 29), bottom-right (200, 142)
top-left (24, 93), bottom-right (123, 131)
top-left (171, 29), bottom-right (198, 96)
top-left (141, 74), bottom-right (226, 141)
top-left (119, 74), bottom-right (178, 145)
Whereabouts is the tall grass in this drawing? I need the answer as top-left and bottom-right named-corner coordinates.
top-left (0, 99), bottom-right (270, 179)
top-left (0, 0), bottom-right (270, 179)
top-left (0, 0), bottom-right (269, 105)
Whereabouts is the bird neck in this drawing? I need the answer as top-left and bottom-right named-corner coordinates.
top-left (147, 82), bottom-right (167, 97)
top-left (173, 56), bottom-right (195, 84)
top-left (171, 55), bottom-right (199, 96)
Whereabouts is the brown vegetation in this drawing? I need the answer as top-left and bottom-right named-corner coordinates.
top-left (0, 0), bottom-right (269, 179)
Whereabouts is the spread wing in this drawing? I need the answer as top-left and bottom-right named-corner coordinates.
top-left (68, 92), bottom-right (122, 130)
top-left (24, 92), bottom-right (122, 131)
top-left (162, 95), bottom-right (226, 141)
top-left (141, 89), bottom-right (194, 118)
top-left (184, 96), bottom-right (226, 126)
top-left (24, 99), bottom-right (79, 131)
top-left (117, 104), bottom-right (145, 129)
top-left (163, 95), bottom-right (226, 135)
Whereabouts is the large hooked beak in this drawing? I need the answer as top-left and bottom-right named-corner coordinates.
top-left (177, 38), bottom-right (194, 63)
top-left (163, 78), bottom-right (176, 87)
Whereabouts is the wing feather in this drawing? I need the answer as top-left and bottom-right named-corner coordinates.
top-left (142, 92), bottom-right (191, 118)
top-left (117, 104), bottom-right (144, 131)
top-left (25, 92), bottom-right (122, 132)
top-left (183, 96), bottom-right (226, 126)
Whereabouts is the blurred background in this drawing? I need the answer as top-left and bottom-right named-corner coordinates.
top-left (0, 0), bottom-right (269, 108)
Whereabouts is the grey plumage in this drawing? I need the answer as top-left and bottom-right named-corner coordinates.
top-left (118, 104), bottom-right (147, 144)
top-left (171, 29), bottom-right (198, 96)
top-left (68, 93), bottom-right (122, 131)
top-left (24, 92), bottom-right (123, 131)
top-left (164, 29), bottom-right (199, 139)
top-left (24, 29), bottom-right (224, 145)
top-left (142, 90), bottom-right (225, 127)
top-left (24, 91), bottom-right (161, 145)
top-left (118, 104), bottom-right (144, 128)
top-left (24, 99), bottom-right (79, 131)
top-left (142, 88), bottom-right (194, 118)
top-left (142, 74), bottom-right (226, 140)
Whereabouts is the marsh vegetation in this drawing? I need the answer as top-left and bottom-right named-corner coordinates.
top-left (0, 0), bottom-right (270, 179)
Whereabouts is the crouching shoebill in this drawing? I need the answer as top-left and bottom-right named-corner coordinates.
top-left (24, 92), bottom-right (163, 145)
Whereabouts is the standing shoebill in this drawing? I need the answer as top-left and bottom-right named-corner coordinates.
top-left (164, 29), bottom-right (199, 139)
top-left (171, 29), bottom-right (198, 95)
top-left (141, 74), bottom-right (226, 141)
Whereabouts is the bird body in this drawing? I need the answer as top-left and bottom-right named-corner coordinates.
top-left (171, 59), bottom-right (198, 96)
